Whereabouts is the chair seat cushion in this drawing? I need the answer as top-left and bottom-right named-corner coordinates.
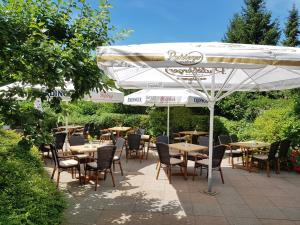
top-left (252, 154), bottom-right (268, 160)
top-left (75, 154), bottom-right (89, 159)
top-left (169, 152), bottom-right (182, 157)
top-left (225, 149), bottom-right (243, 155)
top-left (59, 159), bottom-right (78, 167)
top-left (196, 158), bottom-right (209, 165)
top-left (170, 157), bottom-right (184, 165)
top-left (113, 155), bottom-right (120, 161)
top-left (188, 152), bottom-right (208, 159)
top-left (86, 162), bottom-right (97, 169)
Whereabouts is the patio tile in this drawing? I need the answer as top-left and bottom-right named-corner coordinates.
top-left (216, 193), bottom-right (246, 205)
top-left (242, 195), bottom-right (276, 207)
top-left (162, 214), bottom-right (196, 225)
top-left (220, 204), bottom-right (256, 218)
top-left (259, 219), bottom-right (295, 225)
top-left (227, 217), bottom-right (262, 225)
top-left (65, 207), bottom-right (102, 225)
top-left (192, 203), bottom-right (224, 217)
top-left (279, 208), bottom-right (300, 220)
top-left (194, 216), bottom-right (229, 225)
top-left (267, 196), bottom-right (300, 208)
top-left (251, 207), bottom-right (287, 219)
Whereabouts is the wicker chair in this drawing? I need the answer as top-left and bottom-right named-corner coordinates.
top-left (69, 134), bottom-right (91, 165)
top-left (187, 136), bottom-right (209, 161)
top-left (218, 135), bottom-right (244, 168)
top-left (85, 145), bottom-right (116, 191)
top-left (126, 134), bottom-right (144, 163)
top-left (113, 137), bottom-right (126, 176)
top-left (50, 145), bottom-right (81, 187)
top-left (277, 139), bottom-right (291, 172)
top-left (156, 143), bottom-right (184, 183)
top-left (54, 132), bottom-right (67, 151)
top-left (193, 145), bottom-right (226, 183)
top-left (249, 141), bottom-right (280, 177)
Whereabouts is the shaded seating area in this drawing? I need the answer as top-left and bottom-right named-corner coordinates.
top-left (156, 142), bottom-right (185, 183)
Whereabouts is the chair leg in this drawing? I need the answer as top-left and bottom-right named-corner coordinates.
top-left (95, 171), bottom-right (99, 191)
top-left (57, 171), bottom-right (61, 188)
top-left (219, 168), bottom-right (224, 184)
top-left (276, 159), bottom-right (280, 174)
top-left (119, 161), bottom-right (124, 176)
top-left (156, 163), bottom-right (161, 180)
top-left (266, 161), bottom-right (270, 177)
top-left (84, 168), bottom-right (87, 185)
top-left (169, 167), bottom-right (172, 184)
top-left (113, 161), bottom-right (115, 171)
top-left (241, 155), bottom-right (245, 167)
top-left (139, 150), bottom-right (143, 163)
top-left (110, 169), bottom-right (115, 187)
top-left (249, 158), bottom-right (253, 173)
top-left (200, 166), bottom-right (202, 176)
top-left (193, 164), bottom-right (197, 181)
top-left (156, 160), bottom-right (160, 170)
top-left (78, 165), bottom-right (81, 185)
top-left (231, 156), bottom-right (235, 169)
top-left (51, 166), bottom-right (56, 180)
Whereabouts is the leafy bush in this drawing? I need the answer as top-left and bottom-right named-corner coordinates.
top-left (250, 102), bottom-right (300, 145)
top-left (0, 130), bottom-right (66, 225)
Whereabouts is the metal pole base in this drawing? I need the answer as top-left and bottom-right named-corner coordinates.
top-left (203, 189), bottom-right (218, 196)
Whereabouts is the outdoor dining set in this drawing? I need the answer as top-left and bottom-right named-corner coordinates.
top-left (41, 123), bottom-right (292, 191)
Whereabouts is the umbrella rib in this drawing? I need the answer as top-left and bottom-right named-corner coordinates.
top-left (192, 73), bottom-right (211, 100)
top-left (214, 68), bottom-right (236, 100)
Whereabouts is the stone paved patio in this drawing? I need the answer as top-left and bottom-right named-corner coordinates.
top-left (45, 150), bottom-right (300, 225)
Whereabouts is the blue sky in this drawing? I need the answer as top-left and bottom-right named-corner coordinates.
top-left (94, 0), bottom-right (300, 45)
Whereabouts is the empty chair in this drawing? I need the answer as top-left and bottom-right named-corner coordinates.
top-left (218, 135), bottom-right (244, 168)
top-left (249, 141), bottom-right (280, 177)
top-left (85, 145), bottom-right (116, 191)
top-left (126, 134), bottom-right (143, 162)
top-left (83, 123), bottom-right (90, 138)
top-left (277, 139), bottom-right (291, 172)
top-left (230, 134), bottom-right (238, 143)
top-left (69, 135), bottom-right (85, 146)
top-left (156, 143), bottom-right (184, 183)
top-left (113, 137), bottom-right (126, 176)
top-left (188, 136), bottom-right (210, 162)
top-left (156, 135), bottom-right (169, 144)
top-left (50, 145), bottom-right (81, 187)
top-left (54, 132), bottom-right (67, 151)
top-left (110, 132), bottom-right (116, 145)
top-left (193, 145), bottom-right (226, 184)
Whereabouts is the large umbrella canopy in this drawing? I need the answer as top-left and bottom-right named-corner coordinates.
top-left (97, 42), bottom-right (300, 193)
top-left (124, 88), bottom-right (208, 137)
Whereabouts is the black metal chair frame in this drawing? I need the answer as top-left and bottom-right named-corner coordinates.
top-left (113, 137), bottom-right (126, 176)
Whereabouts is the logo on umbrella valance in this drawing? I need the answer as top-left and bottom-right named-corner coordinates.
top-left (168, 50), bottom-right (204, 66)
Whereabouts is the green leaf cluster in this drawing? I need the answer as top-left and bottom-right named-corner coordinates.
top-left (0, 130), bottom-right (66, 225)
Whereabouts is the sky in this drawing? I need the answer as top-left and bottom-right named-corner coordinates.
top-left (92, 0), bottom-right (300, 46)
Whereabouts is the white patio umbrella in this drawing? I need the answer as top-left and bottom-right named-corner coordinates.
top-left (123, 88), bottom-right (208, 137)
top-left (97, 42), bottom-right (300, 193)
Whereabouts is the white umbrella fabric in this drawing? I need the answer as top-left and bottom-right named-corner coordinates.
top-left (97, 42), bottom-right (300, 193)
top-left (124, 88), bottom-right (208, 137)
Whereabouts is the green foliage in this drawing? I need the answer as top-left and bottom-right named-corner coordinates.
top-left (223, 0), bottom-right (280, 45)
top-left (0, 130), bottom-right (65, 225)
top-left (282, 4), bottom-right (300, 47)
top-left (250, 102), bottom-right (300, 145)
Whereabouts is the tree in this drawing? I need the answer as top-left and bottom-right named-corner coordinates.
top-left (223, 0), bottom-right (280, 45)
top-left (282, 4), bottom-right (300, 47)
top-left (0, 0), bottom-right (120, 99)
top-left (220, 0), bottom-right (281, 120)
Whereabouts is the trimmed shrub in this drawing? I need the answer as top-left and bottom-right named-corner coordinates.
top-left (0, 130), bottom-right (66, 225)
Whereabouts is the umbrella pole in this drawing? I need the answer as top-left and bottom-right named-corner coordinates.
top-left (207, 104), bottom-right (215, 194)
top-left (167, 103), bottom-right (170, 142)
top-left (207, 68), bottom-right (216, 195)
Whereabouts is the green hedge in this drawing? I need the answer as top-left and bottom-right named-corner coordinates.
top-left (0, 130), bottom-right (65, 225)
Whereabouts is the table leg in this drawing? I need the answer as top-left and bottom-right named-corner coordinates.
top-left (184, 152), bottom-right (188, 180)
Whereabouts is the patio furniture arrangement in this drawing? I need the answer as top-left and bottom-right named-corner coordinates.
top-left (249, 141), bottom-right (280, 177)
top-left (156, 142), bottom-right (185, 183)
top-left (219, 134), bottom-right (244, 168)
top-left (169, 142), bottom-right (208, 179)
top-left (193, 145), bottom-right (226, 183)
top-left (84, 145), bottom-right (116, 191)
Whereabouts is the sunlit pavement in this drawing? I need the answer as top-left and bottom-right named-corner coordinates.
top-left (45, 151), bottom-right (300, 225)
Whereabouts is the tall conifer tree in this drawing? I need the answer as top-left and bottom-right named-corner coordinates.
top-left (283, 4), bottom-right (300, 47)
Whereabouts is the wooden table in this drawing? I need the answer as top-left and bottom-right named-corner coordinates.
top-left (169, 142), bottom-right (208, 179)
top-left (178, 131), bottom-right (208, 143)
top-left (70, 143), bottom-right (107, 154)
top-left (108, 127), bottom-right (132, 137)
top-left (229, 141), bottom-right (270, 168)
top-left (56, 125), bottom-right (83, 134)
